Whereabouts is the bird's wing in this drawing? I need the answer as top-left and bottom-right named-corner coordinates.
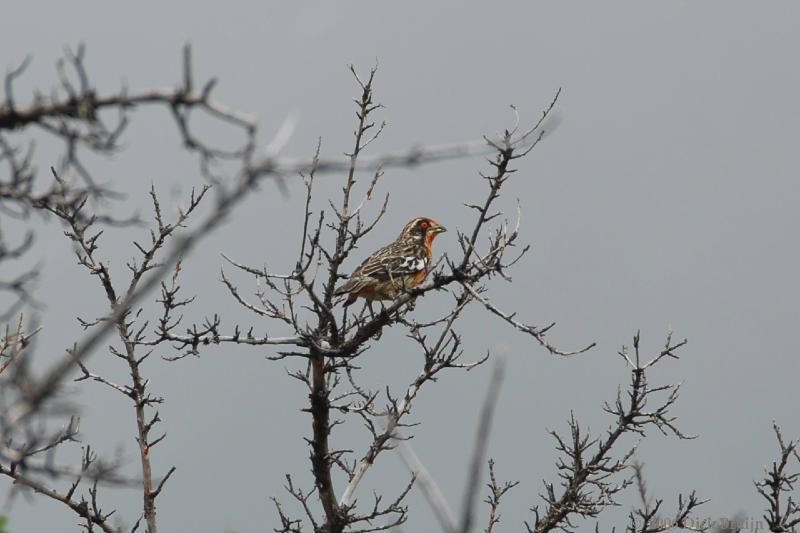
top-left (360, 241), bottom-right (427, 281)
top-left (335, 242), bottom-right (427, 295)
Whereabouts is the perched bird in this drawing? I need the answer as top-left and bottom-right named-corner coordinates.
top-left (335, 216), bottom-right (447, 306)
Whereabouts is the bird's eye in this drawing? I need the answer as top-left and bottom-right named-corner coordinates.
top-left (419, 221), bottom-right (429, 230)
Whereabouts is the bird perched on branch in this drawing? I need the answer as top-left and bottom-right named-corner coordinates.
top-left (335, 217), bottom-right (447, 307)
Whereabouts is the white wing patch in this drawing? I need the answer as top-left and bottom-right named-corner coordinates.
top-left (398, 256), bottom-right (427, 272)
top-left (381, 255), bottom-right (427, 276)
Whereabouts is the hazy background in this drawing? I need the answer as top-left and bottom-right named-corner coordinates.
top-left (2, 1), bottom-right (799, 531)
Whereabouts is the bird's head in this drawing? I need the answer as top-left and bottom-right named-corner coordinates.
top-left (399, 217), bottom-right (447, 245)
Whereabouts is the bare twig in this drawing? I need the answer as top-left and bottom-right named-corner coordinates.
top-left (460, 358), bottom-right (506, 533)
top-left (0, 462), bottom-right (119, 533)
top-left (529, 333), bottom-right (700, 533)
top-left (484, 460), bottom-right (519, 533)
top-left (755, 422), bottom-right (800, 533)
top-left (394, 438), bottom-right (458, 533)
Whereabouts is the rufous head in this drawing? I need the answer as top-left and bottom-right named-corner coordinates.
top-left (399, 217), bottom-right (447, 244)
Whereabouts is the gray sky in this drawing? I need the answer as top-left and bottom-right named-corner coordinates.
top-left (2, 1), bottom-right (799, 531)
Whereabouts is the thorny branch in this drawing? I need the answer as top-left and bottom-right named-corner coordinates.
top-left (484, 459), bottom-right (519, 533)
top-left (527, 333), bottom-right (704, 533)
top-left (755, 422), bottom-right (800, 533)
top-left (179, 65), bottom-right (586, 533)
top-left (22, 178), bottom-right (202, 531)
top-left (0, 45), bottom-right (578, 533)
top-left (459, 358), bottom-right (506, 533)
top-left (0, 45), bottom-right (564, 437)
top-left (625, 461), bottom-right (709, 533)
top-left (0, 446), bottom-right (119, 533)
top-left (0, 312), bottom-right (131, 524)
top-left (0, 43), bottom-right (734, 533)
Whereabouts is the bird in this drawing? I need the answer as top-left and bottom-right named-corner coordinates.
top-left (334, 216), bottom-right (447, 307)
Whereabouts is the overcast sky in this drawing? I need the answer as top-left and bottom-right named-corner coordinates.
top-left (2, 1), bottom-right (799, 532)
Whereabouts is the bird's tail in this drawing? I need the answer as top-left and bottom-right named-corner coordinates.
top-left (334, 278), bottom-right (358, 296)
top-left (334, 280), bottom-right (359, 306)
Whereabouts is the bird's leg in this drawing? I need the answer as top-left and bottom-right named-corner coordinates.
top-left (395, 281), bottom-right (416, 314)
top-left (369, 301), bottom-right (385, 340)
top-left (381, 299), bottom-right (407, 323)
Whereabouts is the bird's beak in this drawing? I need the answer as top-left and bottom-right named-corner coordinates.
top-left (432, 223), bottom-right (447, 234)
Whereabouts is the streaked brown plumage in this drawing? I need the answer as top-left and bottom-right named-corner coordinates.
top-left (335, 217), bottom-right (447, 306)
